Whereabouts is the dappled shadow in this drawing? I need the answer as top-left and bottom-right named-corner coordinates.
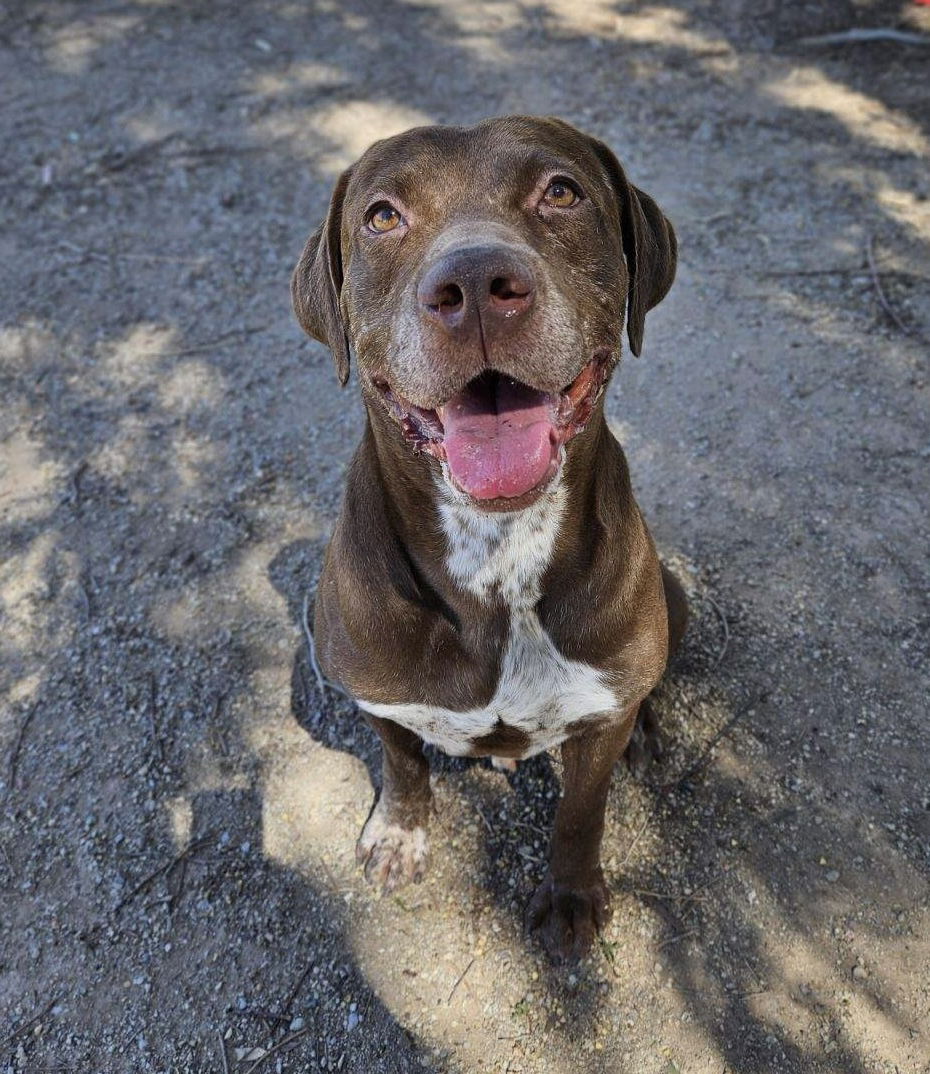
top-left (1, 0), bottom-right (928, 1072)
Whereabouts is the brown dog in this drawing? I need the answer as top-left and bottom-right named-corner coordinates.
top-left (292, 116), bottom-right (687, 962)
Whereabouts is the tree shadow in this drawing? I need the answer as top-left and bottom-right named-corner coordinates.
top-left (1, 0), bottom-right (928, 1071)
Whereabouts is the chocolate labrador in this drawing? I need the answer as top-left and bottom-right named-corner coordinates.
top-left (292, 116), bottom-right (687, 962)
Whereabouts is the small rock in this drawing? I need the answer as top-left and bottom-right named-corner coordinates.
top-left (825, 870), bottom-right (839, 883)
top-left (234, 1047), bottom-right (267, 1062)
top-left (852, 965), bottom-right (868, 981)
top-left (346, 1010), bottom-right (360, 1031)
top-left (289, 1017), bottom-right (305, 1032)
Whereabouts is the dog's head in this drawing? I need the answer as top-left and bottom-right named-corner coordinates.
top-left (292, 116), bottom-right (676, 511)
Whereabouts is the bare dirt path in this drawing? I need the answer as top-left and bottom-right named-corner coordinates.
top-left (1, 2), bottom-right (928, 1072)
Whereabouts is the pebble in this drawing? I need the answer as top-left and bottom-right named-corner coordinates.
top-left (825, 870), bottom-right (840, 883)
top-left (852, 965), bottom-right (868, 981)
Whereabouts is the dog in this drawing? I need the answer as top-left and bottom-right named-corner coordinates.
top-left (292, 116), bottom-right (687, 962)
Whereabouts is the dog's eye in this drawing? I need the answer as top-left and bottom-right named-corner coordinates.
top-left (542, 179), bottom-right (581, 208)
top-left (367, 204), bottom-right (403, 233)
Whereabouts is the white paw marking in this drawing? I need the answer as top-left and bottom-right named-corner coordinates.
top-left (356, 802), bottom-right (429, 890)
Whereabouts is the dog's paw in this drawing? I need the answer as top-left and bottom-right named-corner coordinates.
top-left (356, 803), bottom-right (429, 892)
top-left (624, 700), bottom-right (663, 779)
top-left (525, 871), bottom-right (612, 963)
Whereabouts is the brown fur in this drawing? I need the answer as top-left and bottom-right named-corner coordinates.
top-left (292, 116), bottom-right (684, 962)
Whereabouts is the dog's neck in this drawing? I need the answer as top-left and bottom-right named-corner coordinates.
top-left (362, 394), bottom-right (619, 606)
top-left (434, 480), bottom-right (567, 607)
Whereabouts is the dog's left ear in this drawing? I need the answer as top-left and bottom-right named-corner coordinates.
top-left (291, 168), bottom-right (353, 386)
top-left (592, 142), bottom-right (677, 357)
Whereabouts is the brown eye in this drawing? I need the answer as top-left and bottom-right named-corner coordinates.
top-left (542, 179), bottom-right (580, 208)
top-left (368, 204), bottom-right (403, 233)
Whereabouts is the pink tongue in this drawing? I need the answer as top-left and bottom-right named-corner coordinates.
top-left (442, 375), bottom-right (557, 500)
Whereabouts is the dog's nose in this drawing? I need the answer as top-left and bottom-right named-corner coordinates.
top-left (417, 246), bottom-right (536, 333)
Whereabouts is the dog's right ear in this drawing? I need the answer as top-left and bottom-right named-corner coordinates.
top-left (291, 168), bottom-right (353, 386)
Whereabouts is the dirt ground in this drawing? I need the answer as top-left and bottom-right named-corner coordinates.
top-left (1, 1), bottom-right (929, 1072)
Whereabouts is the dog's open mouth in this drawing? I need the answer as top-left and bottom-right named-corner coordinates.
top-left (372, 353), bottom-right (609, 504)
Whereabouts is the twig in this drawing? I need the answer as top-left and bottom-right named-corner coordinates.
top-left (447, 957), bottom-right (475, 1003)
top-left (158, 324), bottom-right (269, 360)
top-left (866, 236), bottom-right (912, 337)
top-left (242, 1028), bottom-right (309, 1074)
top-left (6, 702), bottom-right (39, 798)
top-left (758, 266), bottom-right (927, 281)
top-left (796, 28), bottom-right (929, 48)
top-left (662, 694), bottom-right (763, 793)
top-left (657, 928), bottom-right (698, 950)
top-left (7, 996), bottom-right (59, 1044)
top-left (620, 695), bottom-right (762, 861)
top-left (760, 266), bottom-right (866, 278)
top-left (218, 1031), bottom-right (231, 1074)
top-left (474, 803), bottom-right (494, 834)
top-left (167, 853), bottom-right (187, 915)
top-left (147, 673), bottom-right (166, 766)
top-left (618, 799), bottom-right (660, 868)
top-left (76, 579), bottom-right (92, 620)
top-left (628, 887), bottom-right (710, 904)
top-left (113, 836), bottom-right (215, 914)
top-left (301, 591), bottom-right (351, 700)
top-left (69, 461), bottom-right (87, 507)
top-left (241, 1008), bottom-right (291, 1028)
top-left (98, 132), bottom-right (183, 173)
top-left (281, 960), bottom-right (314, 1016)
top-left (705, 596), bottom-right (730, 671)
top-left (301, 591), bottom-right (326, 698)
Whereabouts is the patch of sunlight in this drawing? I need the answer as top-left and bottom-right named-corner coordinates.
top-left (757, 928), bottom-right (927, 1067)
top-left (545, 2), bottom-right (733, 55)
top-left (89, 413), bottom-right (150, 487)
top-left (1, 531), bottom-right (56, 624)
top-left (42, 14), bottom-right (142, 75)
top-left (309, 100), bottom-right (433, 171)
top-left (123, 113), bottom-right (182, 145)
top-left (165, 795), bottom-right (193, 850)
top-left (159, 358), bottom-right (227, 413)
top-left (764, 68), bottom-right (929, 157)
top-left (0, 321), bottom-right (56, 373)
top-left (0, 533), bottom-right (79, 719)
top-left (261, 736), bottom-right (369, 874)
top-left (6, 672), bottom-right (41, 707)
top-left (169, 431), bottom-right (221, 492)
top-left (876, 183), bottom-right (930, 244)
top-left (250, 61), bottom-right (346, 97)
top-left (0, 431), bottom-right (64, 524)
top-left (153, 532), bottom-right (320, 653)
top-left (99, 322), bottom-right (179, 388)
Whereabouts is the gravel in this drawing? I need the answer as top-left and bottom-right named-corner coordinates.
top-left (1, 2), bottom-right (928, 1073)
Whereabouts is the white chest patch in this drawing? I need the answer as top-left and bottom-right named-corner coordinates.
top-left (356, 483), bottom-right (618, 758)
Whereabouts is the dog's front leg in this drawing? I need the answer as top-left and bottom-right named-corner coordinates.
top-left (527, 702), bottom-right (641, 962)
top-left (357, 715), bottom-right (432, 891)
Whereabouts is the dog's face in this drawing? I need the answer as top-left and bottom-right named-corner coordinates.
top-left (293, 116), bottom-right (676, 510)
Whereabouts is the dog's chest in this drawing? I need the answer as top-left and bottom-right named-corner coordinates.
top-left (356, 487), bottom-right (617, 758)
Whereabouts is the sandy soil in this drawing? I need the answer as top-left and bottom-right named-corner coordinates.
top-left (1, 1), bottom-right (929, 1072)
